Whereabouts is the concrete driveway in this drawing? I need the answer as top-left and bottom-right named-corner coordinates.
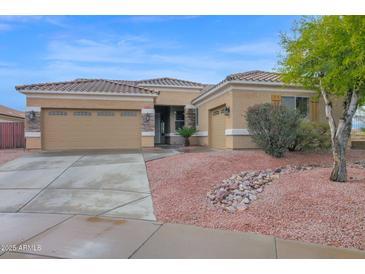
top-left (0, 151), bottom-right (155, 220)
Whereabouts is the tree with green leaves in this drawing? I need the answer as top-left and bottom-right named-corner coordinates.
top-left (279, 16), bottom-right (365, 182)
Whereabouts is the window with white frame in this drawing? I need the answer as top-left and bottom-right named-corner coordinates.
top-left (282, 96), bottom-right (309, 117)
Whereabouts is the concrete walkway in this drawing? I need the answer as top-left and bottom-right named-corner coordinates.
top-left (1, 214), bottom-right (364, 259)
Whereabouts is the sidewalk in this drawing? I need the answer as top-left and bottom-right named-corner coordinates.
top-left (1, 214), bottom-right (364, 259)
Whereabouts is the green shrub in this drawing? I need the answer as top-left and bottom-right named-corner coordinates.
top-left (290, 120), bottom-right (331, 151)
top-left (176, 126), bottom-right (197, 146)
top-left (245, 103), bottom-right (301, 158)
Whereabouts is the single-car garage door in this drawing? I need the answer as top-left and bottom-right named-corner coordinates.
top-left (42, 109), bottom-right (141, 150)
top-left (209, 106), bottom-right (226, 149)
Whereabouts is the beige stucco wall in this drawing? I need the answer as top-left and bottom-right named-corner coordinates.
top-left (27, 96), bottom-right (154, 109)
top-left (151, 87), bottom-right (202, 106)
top-left (26, 137), bottom-right (41, 150)
top-left (194, 83), bottom-right (320, 149)
top-left (190, 136), bottom-right (208, 146)
top-left (141, 136), bottom-right (154, 147)
top-left (230, 85), bottom-right (317, 129)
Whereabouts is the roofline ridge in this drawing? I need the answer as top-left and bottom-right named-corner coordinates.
top-left (137, 76), bottom-right (204, 86)
top-left (103, 79), bottom-right (159, 94)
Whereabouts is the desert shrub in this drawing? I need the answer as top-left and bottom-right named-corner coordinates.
top-left (245, 103), bottom-right (301, 158)
top-left (176, 126), bottom-right (197, 146)
top-left (290, 120), bottom-right (331, 151)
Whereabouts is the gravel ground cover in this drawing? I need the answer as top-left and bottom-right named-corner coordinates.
top-left (147, 149), bottom-right (365, 250)
top-left (0, 148), bottom-right (28, 166)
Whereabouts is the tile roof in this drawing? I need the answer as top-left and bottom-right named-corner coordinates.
top-left (225, 70), bottom-right (282, 82)
top-left (135, 77), bottom-right (204, 88)
top-left (199, 84), bottom-right (215, 94)
top-left (16, 79), bottom-right (159, 96)
top-left (0, 104), bottom-right (24, 119)
top-left (192, 70), bottom-right (284, 104)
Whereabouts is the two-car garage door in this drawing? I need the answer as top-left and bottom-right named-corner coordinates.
top-left (42, 109), bottom-right (141, 150)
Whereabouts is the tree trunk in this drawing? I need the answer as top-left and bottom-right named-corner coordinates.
top-left (184, 137), bottom-right (190, 146)
top-left (320, 82), bottom-right (359, 182)
top-left (330, 139), bottom-right (347, 182)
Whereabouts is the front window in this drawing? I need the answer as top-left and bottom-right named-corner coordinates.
top-left (282, 96), bottom-right (309, 117)
top-left (175, 110), bottom-right (185, 130)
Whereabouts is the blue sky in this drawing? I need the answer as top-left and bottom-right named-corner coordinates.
top-left (0, 16), bottom-right (298, 110)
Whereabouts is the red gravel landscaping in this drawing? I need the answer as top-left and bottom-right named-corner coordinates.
top-left (0, 148), bottom-right (28, 166)
top-left (146, 149), bottom-right (365, 250)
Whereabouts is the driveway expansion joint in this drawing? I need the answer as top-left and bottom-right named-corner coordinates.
top-left (16, 154), bottom-right (86, 213)
top-left (1, 251), bottom-right (66, 259)
top-left (128, 223), bottom-right (163, 259)
top-left (274, 237), bottom-right (278, 259)
top-left (97, 194), bottom-right (151, 216)
top-left (17, 214), bottom-right (75, 243)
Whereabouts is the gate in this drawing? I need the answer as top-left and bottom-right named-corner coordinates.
top-left (0, 122), bottom-right (25, 149)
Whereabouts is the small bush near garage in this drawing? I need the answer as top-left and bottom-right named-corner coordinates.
top-left (290, 120), bottom-right (331, 152)
top-left (246, 103), bottom-right (301, 158)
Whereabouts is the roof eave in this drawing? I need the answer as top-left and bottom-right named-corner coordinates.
top-left (191, 80), bottom-right (303, 105)
top-left (0, 113), bottom-right (25, 119)
top-left (18, 90), bottom-right (159, 97)
top-left (137, 84), bottom-right (204, 90)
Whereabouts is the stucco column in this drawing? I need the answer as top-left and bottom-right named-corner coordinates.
top-left (141, 108), bottom-right (155, 147)
top-left (25, 106), bottom-right (42, 149)
top-left (184, 104), bottom-right (196, 129)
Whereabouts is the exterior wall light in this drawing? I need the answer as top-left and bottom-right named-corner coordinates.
top-left (143, 113), bottom-right (151, 122)
top-left (27, 110), bottom-right (36, 121)
top-left (223, 106), bottom-right (231, 116)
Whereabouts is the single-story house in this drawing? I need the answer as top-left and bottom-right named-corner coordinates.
top-left (16, 70), bottom-right (342, 151)
top-left (0, 104), bottom-right (25, 123)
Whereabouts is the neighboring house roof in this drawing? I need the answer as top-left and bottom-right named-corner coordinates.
top-left (0, 104), bottom-right (24, 119)
top-left (16, 79), bottom-right (159, 96)
top-left (192, 70), bottom-right (284, 104)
